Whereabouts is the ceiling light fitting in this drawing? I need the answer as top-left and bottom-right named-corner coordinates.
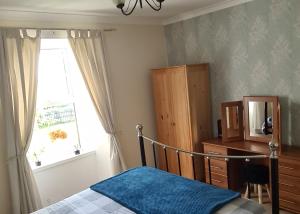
top-left (113, 0), bottom-right (164, 16)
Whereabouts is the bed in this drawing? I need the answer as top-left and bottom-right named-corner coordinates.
top-left (33, 188), bottom-right (266, 214)
top-left (33, 124), bottom-right (279, 214)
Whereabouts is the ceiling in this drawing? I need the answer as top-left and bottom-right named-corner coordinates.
top-left (0, 0), bottom-right (229, 18)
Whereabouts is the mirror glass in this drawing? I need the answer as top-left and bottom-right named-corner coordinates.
top-left (248, 101), bottom-right (273, 138)
top-left (225, 106), bottom-right (240, 138)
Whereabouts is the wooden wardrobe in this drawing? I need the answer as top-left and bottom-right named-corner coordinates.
top-left (152, 64), bottom-right (212, 181)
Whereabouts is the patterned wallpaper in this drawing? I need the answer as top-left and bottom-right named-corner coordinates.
top-left (164, 0), bottom-right (300, 146)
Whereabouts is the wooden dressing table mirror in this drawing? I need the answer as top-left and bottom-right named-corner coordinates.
top-left (220, 96), bottom-right (280, 146)
top-left (243, 96), bottom-right (280, 146)
top-left (221, 101), bottom-right (243, 142)
top-left (203, 96), bottom-right (300, 213)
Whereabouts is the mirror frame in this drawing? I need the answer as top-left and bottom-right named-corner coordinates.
top-left (244, 96), bottom-right (280, 144)
top-left (221, 101), bottom-right (244, 142)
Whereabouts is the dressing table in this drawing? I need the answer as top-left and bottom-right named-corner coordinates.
top-left (202, 96), bottom-right (300, 213)
top-left (278, 145), bottom-right (300, 213)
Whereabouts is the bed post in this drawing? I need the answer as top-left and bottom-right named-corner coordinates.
top-left (269, 141), bottom-right (279, 214)
top-left (136, 124), bottom-right (147, 166)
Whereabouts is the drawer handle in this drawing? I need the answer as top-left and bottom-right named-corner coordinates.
top-left (279, 165), bottom-right (294, 170)
top-left (211, 166), bottom-right (222, 170)
top-left (279, 199), bottom-right (296, 205)
top-left (208, 151), bottom-right (221, 155)
top-left (211, 179), bottom-right (222, 183)
top-left (279, 182), bottom-right (294, 187)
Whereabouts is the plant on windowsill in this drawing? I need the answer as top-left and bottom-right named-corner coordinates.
top-left (74, 144), bottom-right (81, 155)
top-left (32, 147), bottom-right (45, 167)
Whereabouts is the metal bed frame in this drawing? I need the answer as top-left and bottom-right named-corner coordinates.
top-left (136, 124), bottom-right (279, 214)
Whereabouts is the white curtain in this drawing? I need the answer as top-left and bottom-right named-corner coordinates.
top-left (0, 28), bottom-right (41, 214)
top-left (249, 102), bottom-right (265, 131)
top-left (68, 30), bottom-right (126, 174)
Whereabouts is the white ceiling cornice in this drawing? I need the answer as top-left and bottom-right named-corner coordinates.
top-left (162, 0), bottom-right (253, 25)
top-left (0, 6), bottom-right (116, 17)
top-left (0, 0), bottom-right (253, 27)
top-left (0, 7), bottom-right (164, 26)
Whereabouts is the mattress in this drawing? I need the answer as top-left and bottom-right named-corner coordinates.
top-left (33, 188), bottom-right (266, 214)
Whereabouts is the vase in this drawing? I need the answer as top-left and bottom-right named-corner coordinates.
top-left (35, 161), bottom-right (41, 166)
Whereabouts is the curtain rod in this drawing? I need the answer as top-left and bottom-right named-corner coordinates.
top-left (32, 28), bottom-right (116, 32)
top-left (2, 27), bottom-right (116, 32)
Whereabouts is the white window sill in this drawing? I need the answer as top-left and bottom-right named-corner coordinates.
top-left (32, 150), bottom-right (96, 173)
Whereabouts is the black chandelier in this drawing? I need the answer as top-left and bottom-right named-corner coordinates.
top-left (114, 0), bottom-right (164, 16)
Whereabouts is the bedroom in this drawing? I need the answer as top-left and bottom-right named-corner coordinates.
top-left (0, 0), bottom-right (299, 213)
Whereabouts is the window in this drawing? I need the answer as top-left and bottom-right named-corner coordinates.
top-left (28, 39), bottom-right (106, 168)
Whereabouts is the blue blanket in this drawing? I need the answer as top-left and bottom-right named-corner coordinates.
top-left (90, 167), bottom-right (240, 214)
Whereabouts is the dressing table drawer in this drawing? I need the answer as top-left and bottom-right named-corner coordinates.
top-left (203, 144), bottom-right (227, 156)
top-left (279, 174), bottom-right (300, 194)
top-left (203, 144), bottom-right (228, 187)
top-left (279, 157), bottom-right (300, 213)
top-left (280, 190), bottom-right (300, 213)
top-left (279, 158), bottom-right (300, 177)
top-left (205, 158), bottom-right (227, 175)
top-left (206, 172), bottom-right (228, 189)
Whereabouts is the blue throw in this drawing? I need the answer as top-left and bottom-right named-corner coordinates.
top-left (90, 167), bottom-right (240, 214)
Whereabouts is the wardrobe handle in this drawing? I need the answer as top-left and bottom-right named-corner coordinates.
top-left (171, 122), bottom-right (176, 126)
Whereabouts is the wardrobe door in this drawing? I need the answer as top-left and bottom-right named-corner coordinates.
top-left (168, 67), bottom-right (193, 179)
top-left (152, 69), bottom-right (171, 171)
top-left (186, 65), bottom-right (212, 181)
top-left (186, 65), bottom-right (212, 142)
